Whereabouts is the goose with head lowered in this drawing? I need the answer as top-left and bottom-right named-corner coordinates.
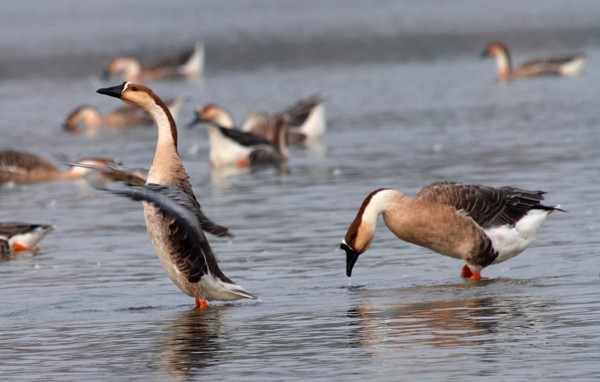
top-left (341, 181), bottom-right (563, 281)
top-left (96, 82), bottom-right (256, 308)
top-left (481, 41), bottom-right (586, 81)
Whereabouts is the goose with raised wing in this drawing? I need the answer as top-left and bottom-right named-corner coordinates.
top-left (102, 41), bottom-right (204, 82)
top-left (0, 222), bottom-right (55, 253)
top-left (0, 150), bottom-right (121, 185)
top-left (189, 104), bottom-right (289, 172)
top-left (481, 41), bottom-right (586, 80)
top-left (64, 97), bottom-right (186, 133)
top-left (96, 82), bottom-right (256, 308)
top-left (241, 94), bottom-right (326, 144)
top-left (341, 181), bottom-right (562, 280)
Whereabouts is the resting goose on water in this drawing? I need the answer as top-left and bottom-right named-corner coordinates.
top-left (0, 222), bottom-right (55, 253)
top-left (96, 82), bottom-right (256, 308)
top-left (0, 150), bottom-right (121, 185)
top-left (341, 181), bottom-right (562, 280)
top-left (102, 41), bottom-right (204, 82)
top-left (189, 104), bottom-right (289, 172)
top-left (64, 97), bottom-right (186, 133)
top-left (481, 41), bottom-right (586, 80)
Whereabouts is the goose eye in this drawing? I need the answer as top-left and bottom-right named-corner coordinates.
top-left (131, 86), bottom-right (138, 91)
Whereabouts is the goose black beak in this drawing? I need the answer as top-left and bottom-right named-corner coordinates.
top-left (97, 82), bottom-right (127, 98)
top-left (341, 242), bottom-right (360, 278)
top-left (480, 49), bottom-right (490, 58)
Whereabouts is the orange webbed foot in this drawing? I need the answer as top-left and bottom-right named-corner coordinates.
top-left (195, 298), bottom-right (208, 309)
top-left (12, 243), bottom-right (32, 252)
top-left (470, 273), bottom-right (481, 280)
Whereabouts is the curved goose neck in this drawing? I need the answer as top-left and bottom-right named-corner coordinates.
top-left (144, 93), bottom-right (187, 185)
top-left (346, 189), bottom-right (408, 253)
top-left (214, 107), bottom-right (235, 128)
top-left (494, 45), bottom-right (512, 79)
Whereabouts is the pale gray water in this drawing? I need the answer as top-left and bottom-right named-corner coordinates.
top-left (1, 1), bottom-right (600, 381)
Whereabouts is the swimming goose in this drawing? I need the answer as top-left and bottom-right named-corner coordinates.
top-left (481, 42), bottom-right (586, 80)
top-left (0, 150), bottom-right (121, 185)
top-left (64, 97), bottom-right (187, 133)
top-left (0, 222), bottom-right (55, 252)
top-left (241, 94), bottom-right (327, 144)
top-left (96, 81), bottom-right (256, 307)
top-left (102, 41), bottom-right (204, 82)
top-left (189, 104), bottom-right (289, 172)
top-left (341, 181), bottom-right (562, 280)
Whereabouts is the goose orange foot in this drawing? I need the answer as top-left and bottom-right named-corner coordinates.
top-left (12, 243), bottom-right (32, 251)
top-left (195, 298), bottom-right (208, 309)
top-left (461, 265), bottom-right (481, 280)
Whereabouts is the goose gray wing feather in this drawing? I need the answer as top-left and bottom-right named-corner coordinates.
top-left (416, 181), bottom-right (556, 229)
top-left (91, 182), bottom-right (231, 284)
top-left (74, 161), bottom-right (232, 238)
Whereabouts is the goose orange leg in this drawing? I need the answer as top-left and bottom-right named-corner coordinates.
top-left (195, 297), bottom-right (208, 309)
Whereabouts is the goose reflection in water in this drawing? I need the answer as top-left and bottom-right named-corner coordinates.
top-left (346, 281), bottom-right (547, 350)
top-left (158, 308), bottom-right (225, 380)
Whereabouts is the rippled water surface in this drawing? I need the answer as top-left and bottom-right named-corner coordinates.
top-left (2, 1), bottom-right (600, 380)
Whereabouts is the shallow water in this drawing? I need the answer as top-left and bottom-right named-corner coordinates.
top-left (2, 1), bottom-right (600, 380)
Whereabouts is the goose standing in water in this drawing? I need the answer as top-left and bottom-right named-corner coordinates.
top-left (0, 150), bottom-right (121, 185)
top-left (102, 41), bottom-right (204, 82)
top-left (189, 104), bottom-right (289, 172)
top-left (481, 41), bottom-right (586, 81)
top-left (341, 182), bottom-right (562, 280)
top-left (96, 82), bottom-right (256, 308)
top-left (0, 222), bottom-right (55, 253)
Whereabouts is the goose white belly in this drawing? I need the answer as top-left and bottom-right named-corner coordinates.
top-left (486, 209), bottom-right (552, 264)
top-left (559, 56), bottom-right (586, 76)
top-left (207, 127), bottom-right (252, 167)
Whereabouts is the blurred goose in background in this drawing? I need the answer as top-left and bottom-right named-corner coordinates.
top-left (65, 160), bottom-right (148, 186)
top-left (96, 81), bottom-right (256, 308)
top-left (102, 41), bottom-right (204, 82)
top-left (242, 94), bottom-right (326, 144)
top-left (0, 150), bottom-right (121, 185)
top-left (63, 97), bottom-right (187, 133)
top-left (190, 104), bottom-right (289, 173)
top-left (0, 222), bottom-right (55, 253)
top-left (341, 181), bottom-right (563, 280)
top-left (481, 41), bottom-right (586, 80)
